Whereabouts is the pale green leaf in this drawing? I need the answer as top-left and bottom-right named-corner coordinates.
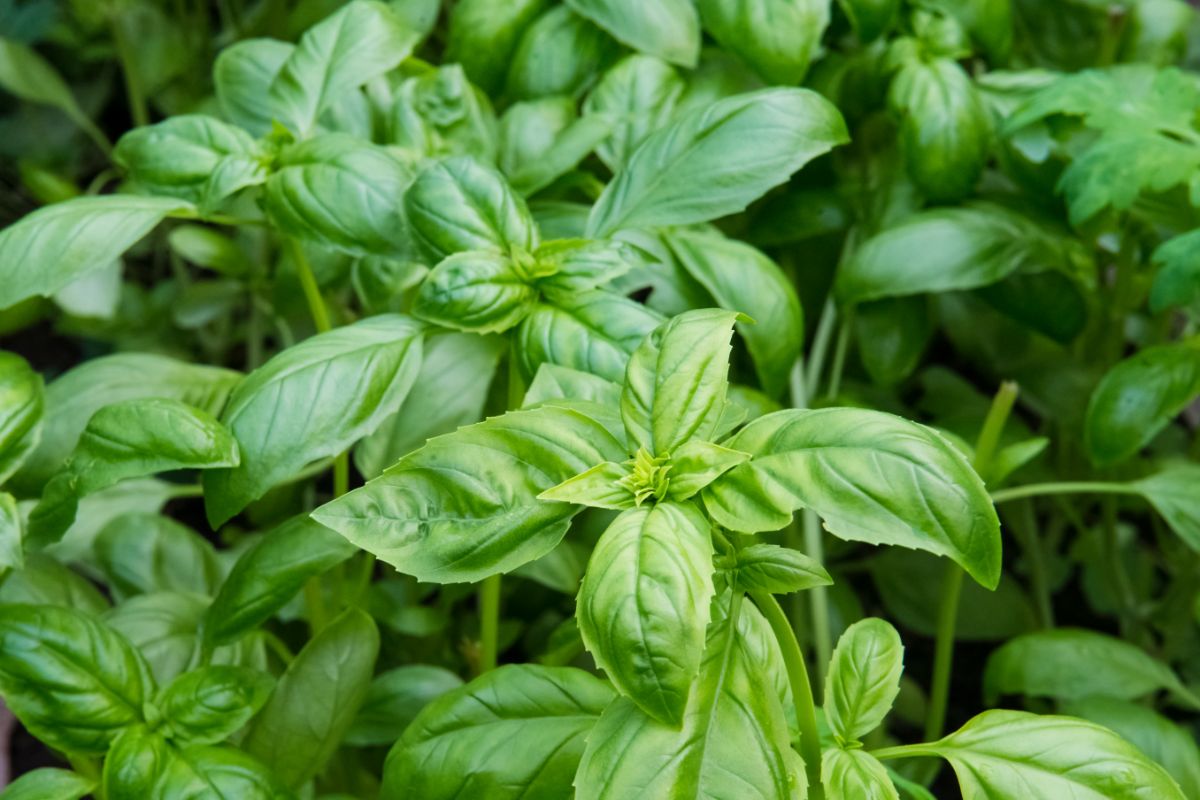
top-left (566, 0), bottom-right (700, 67)
top-left (825, 619), bottom-right (905, 743)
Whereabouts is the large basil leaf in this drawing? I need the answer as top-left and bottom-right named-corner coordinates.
top-left (158, 666), bottom-right (273, 745)
top-left (586, 88), bottom-right (847, 237)
top-left (382, 664), bottom-right (614, 798)
top-left (703, 408), bottom-right (1002, 588)
top-left (524, 363), bottom-right (622, 408)
top-left (0, 195), bottom-right (190, 309)
top-left (145, 743), bottom-right (289, 800)
top-left (621, 309), bottom-right (738, 454)
top-left (0, 767), bottom-right (96, 800)
top-left (203, 515), bottom-right (356, 647)
top-left (822, 748), bottom-right (899, 800)
top-left (203, 314), bottom-right (424, 527)
top-left (662, 229), bottom-right (804, 397)
top-left (213, 39), bottom-right (293, 136)
top-left (0, 350), bottom-right (43, 484)
top-left (566, 0), bottom-right (700, 67)
top-left (0, 604), bottom-right (151, 754)
top-left (506, 6), bottom-right (619, 100)
top-left (345, 665), bottom-right (465, 747)
top-left (355, 332), bottom-right (504, 479)
top-left (697, 0), bottom-right (829, 84)
top-left (584, 55), bottom-right (685, 172)
top-left (413, 251), bottom-right (539, 333)
top-left (265, 135), bottom-right (414, 257)
top-left (825, 618), bottom-right (905, 744)
top-left (243, 609), bottom-right (379, 788)
top-left (267, 0), bottom-right (417, 136)
top-left (577, 502), bottom-right (714, 725)
top-left (1084, 342), bottom-right (1200, 466)
top-left (95, 513), bottom-right (222, 600)
top-left (445, 0), bottom-right (550, 95)
top-left (313, 404), bottom-right (625, 582)
top-left (102, 726), bottom-right (172, 800)
top-left (575, 590), bottom-right (803, 799)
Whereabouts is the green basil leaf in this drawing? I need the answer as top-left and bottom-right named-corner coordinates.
top-left (506, 6), bottom-right (619, 100)
top-left (95, 513), bottom-right (222, 600)
top-left (167, 226), bottom-right (251, 277)
top-left (566, 0), bottom-right (700, 67)
top-left (0, 37), bottom-right (107, 152)
top-left (698, 0), bottom-right (829, 84)
top-left (314, 404), bottom-right (625, 582)
top-left (152, 744), bottom-right (290, 799)
top-left (0, 350), bottom-right (43, 484)
top-left (508, 112), bottom-right (614, 196)
top-left (825, 618), bottom-right (905, 743)
top-left (405, 156), bottom-right (537, 262)
top-left (0, 195), bottom-right (191, 309)
top-left (445, 0), bottom-right (550, 95)
top-left (265, 135), bottom-right (415, 257)
top-left (1151, 229), bottom-right (1200, 313)
top-left (576, 590), bottom-right (802, 799)
top-left (388, 64), bottom-right (499, 163)
top-left (11, 354), bottom-right (239, 495)
top-left (704, 408), bottom-right (1002, 589)
top-left (498, 96), bottom-right (577, 177)
top-left (893, 710), bottom-right (1185, 800)
top-left (345, 665), bottom-right (464, 747)
top-left (1059, 131), bottom-right (1200, 225)
top-left (662, 229), bottom-right (804, 397)
top-left (102, 726), bottom-right (172, 800)
top-left (584, 55), bottom-right (685, 172)
top-left (984, 628), bottom-right (1199, 709)
top-left (733, 543), bottom-right (831, 595)
top-left (204, 314), bottom-right (424, 527)
top-left (534, 239), bottom-right (632, 292)
top-left (355, 332), bottom-right (504, 480)
top-left (0, 767), bottom-right (96, 800)
top-left (822, 748), bottom-right (900, 800)
top-left (413, 251), bottom-right (539, 333)
top-left (203, 515), bottom-right (356, 647)
top-left (1084, 342), bottom-right (1200, 466)
top-left (588, 87), bottom-right (846, 237)
top-left (267, 0), bottom-right (417, 137)
top-left (664, 440), bottom-right (751, 500)
top-left (0, 492), bottom-right (21, 572)
top-left (382, 664), bottom-right (614, 799)
top-left (0, 603), bottom-right (151, 754)
top-left (854, 296), bottom-right (934, 386)
top-left (244, 609), bottom-right (379, 788)
top-left (158, 666), bottom-right (273, 745)
top-left (213, 39), bottom-right (293, 137)
top-left (538, 461), bottom-right (634, 510)
top-left (514, 538), bottom-right (590, 594)
top-left (835, 0), bottom-right (900, 41)
top-left (1134, 463), bottom-right (1200, 552)
top-left (621, 309), bottom-right (739, 454)
top-left (577, 502), bottom-right (714, 724)
top-left (0, 553), bottom-right (108, 615)
top-left (516, 289), bottom-right (664, 383)
top-left (524, 363), bottom-right (623, 408)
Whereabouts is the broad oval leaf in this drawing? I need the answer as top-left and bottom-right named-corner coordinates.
top-left (566, 0), bottom-right (700, 67)
top-left (445, 0), bottom-right (550, 95)
top-left (703, 408), bottom-right (1002, 589)
top-left (733, 543), bottom-right (831, 595)
top-left (0, 195), bottom-right (190, 309)
top-left (0, 350), bottom-right (43, 484)
top-left (825, 618), bottom-right (905, 744)
top-left (413, 251), bottom-right (538, 333)
top-left (382, 664), bottom-right (614, 798)
top-left (0, 552), bottom-right (108, 615)
top-left (506, 6), bottom-right (619, 100)
top-left (0, 767), bottom-right (96, 800)
top-left (313, 404), bottom-right (626, 582)
top-left (1084, 342), bottom-right (1200, 466)
top-left (150, 743), bottom-right (289, 800)
top-left (584, 55), bottom-right (685, 172)
top-left (203, 314), bottom-right (424, 527)
top-left (698, 0), bottom-right (830, 84)
top-left (214, 39), bottom-right (293, 136)
top-left (577, 502), bottom-right (714, 725)
top-left (822, 748), bottom-right (899, 800)
top-left (854, 297), bottom-right (934, 386)
top-left (95, 513), bottom-right (222, 600)
top-left (0, 604), bottom-right (151, 754)
top-left (159, 666), bottom-right (274, 745)
top-left (345, 665), bottom-right (464, 747)
top-left (586, 87), bottom-right (848, 237)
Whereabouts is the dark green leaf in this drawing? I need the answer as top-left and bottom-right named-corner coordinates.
top-left (506, 6), bottom-right (619, 100)
top-left (95, 513), bottom-right (222, 600)
top-left (697, 0), bottom-right (829, 84)
top-left (0, 768), bottom-right (95, 800)
top-left (445, 0), bottom-right (550, 95)
top-left (0, 350), bottom-right (42, 484)
top-left (1151, 229), bottom-right (1200, 313)
top-left (345, 665), bottom-right (464, 747)
top-left (159, 666), bottom-right (273, 745)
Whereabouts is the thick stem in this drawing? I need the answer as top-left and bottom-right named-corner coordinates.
top-left (803, 509), bottom-right (831, 691)
top-left (990, 481), bottom-right (1138, 504)
top-left (751, 591), bottom-right (825, 800)
top-left (110, 17), bottom-right (149, 128)
top-left (478, 573), bottom-right (501, 674)
top-left (804, 299), bottom-right (838, 392)
top-left (923, 565), bottom-right (963, 743)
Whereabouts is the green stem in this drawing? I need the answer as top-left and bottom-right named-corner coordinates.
top-left (870, 743), bottom-right (937, 761)
top-left (972, 381), bottom-right (1019, 481)
top-left (478, 573), bottom-right (501, 674)
top-left (287, 238), bottom-right (332, 333)
top-left (110, 17), bottom-right (149, 127)
top-left (923, 565), bottom-right (963, 744)
top-left (824, 313), bottom-right (853, 400)
top-left (1012, 500), bottom-right (1054, 628)
top-left (990, 481), bottom-right (1138, 504)
top-left (804, 299), bottom-right (837, 393)
top-left (333, 452), bottom-right (349, 498)
top-left (751, 591), bottom-right (824, 800)
top-left (803, 509), bottom-right (831, 691)
top-left (261, 630), bottom-right (296, 666)
top-left (303, 577), bottom-right (329, 634)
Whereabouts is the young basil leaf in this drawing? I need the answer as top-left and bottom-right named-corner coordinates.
top-left (516, 289), bottom-right (664, 382)
top-left (213, 38), bottom-right (293, 137)
top-left (243, 609), bottom-right (379, 788)
top-left (382, 664), bottom-right (614, 799)
top-left (983, 628), bottom-right (1200, 709)
top-left (538, 461), bottom-right (635, 510)
top-left (665, 440), bottom-right (751, 501)
top-left (0, 767), bottom-right (96, 800)
top-left (566, 0), bottom-right (700, 67)
top-left (0, 553), bottom-right (109, 615)
top-left (621, 308), bottom-right (739, 455)
top-left (0, 37), bottom-right (107, 153)
top-left (890, 710), bottom-right (1186, 800)
top-left (697, 0), bottom-right (829, 84)
top-left (587, 87), bottom-right (848, 237)
top-left (584, 55), bottom-right (685, 172)
top-left (825, 618), bottom-right (905, 744)
top-left (355, 332), bottom-right (504, 479)
top-left (445, 0), bottom-right (550, 95)
top-left (822, 748), bottom-right (900, 800)
top-left (158, 665), bottom-right (273, 745)
top-left (203, 515), bottom-right (356, 647)
top-left (1084, 342), bottom-right (1200, 466)
top-left (704, 408), bottom-right (1002, 589)
top-left (149, 743), bottom-right (290, 800)
top-left (0, 492), bottom-right (21, 572)
top-left (0, 350), bottom-right (43, 484)
top-left (506, 6), bottom-right (619, 100)
top-left (413, 250), bottom-right (540, 333)
top-left (389, 64), bottom-right (499, 163)
top-left (95, 513), bottom-right (222, 600)
top-left (28, 398), bottom-right (239, 547)
top-left (661, 229), bottom-right (804, 397)
top-left (313, 404), bottom-right (625, 582)
top-left (0, 195), bottom-right (191, 309)
top-left (405, 156), bottom-right (537, 262)
top-left (345, 665), bottom-right (464, 747)
top-left (203, 314), bottom-right (424, 527)
top-left (0, 604), bottom-right (151, 754)
top-left (524, 363), bottom-right (623, 409)
top-left (855, 296), bottom-right (934, 386)
top-left (836, 0), bottom-right (900, 41)
top-left (102, 727), bottom-right (175, 800)
top-left (733, 543), bottom-right (831, 595)
top-left (575, 590), bottom-right (803, 799)
top-left (10, 353), bottom-right (239, 494)
top-left (267, 0), bottom-right (417, 137)
top-left (265, 135), bottom-right (415, 258)
top-left (499, 96), bottom-right (577, 176)
top-left (1134, 463), bottom-right (1200, 552)
top-left (534, 239), bottom-right (632, 292)
top-left (577, 502), bottom-right (714, 724)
